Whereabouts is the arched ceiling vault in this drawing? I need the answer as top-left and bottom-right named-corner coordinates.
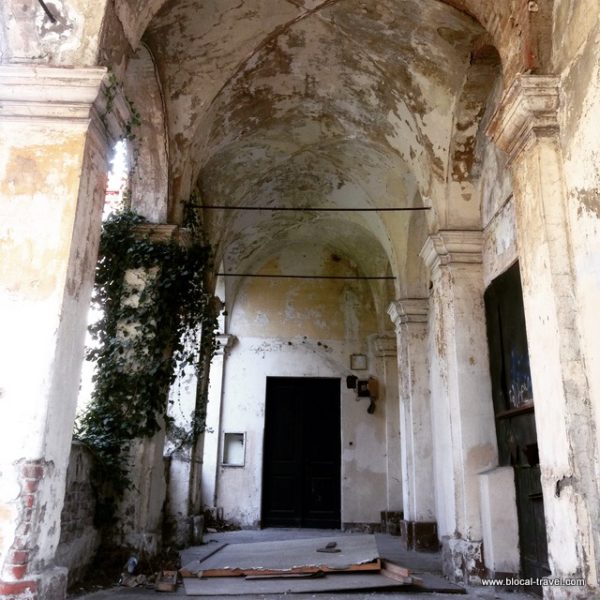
top-left (137, 0), bottom-right (492, 300)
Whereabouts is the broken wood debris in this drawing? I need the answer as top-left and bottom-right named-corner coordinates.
top-left (156, 570), bottom-right (178, 592)
top-left (195, 560), bottom-right (381, 579)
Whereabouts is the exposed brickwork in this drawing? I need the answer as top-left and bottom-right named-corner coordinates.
top-left (0, 580), bottom-right (38, 598)
top-left (442, 0), bottom-right (554, 82)
top-left (1, 461), bottom-right (46, 584)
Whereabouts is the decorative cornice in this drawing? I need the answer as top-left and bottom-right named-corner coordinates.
top-left (388, 298), bottom-right (429, 327)
top-left (420, 230), bottom-right (483, 271)
top-left (486, 75), bottom-right (560, 164)
top-left (0, 65), bottom-right (107, 125)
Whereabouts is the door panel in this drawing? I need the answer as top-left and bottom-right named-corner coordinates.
top-left (262, 377), bottom-right (341, 528)
top-left (484, 263), bottom-right (549, 585)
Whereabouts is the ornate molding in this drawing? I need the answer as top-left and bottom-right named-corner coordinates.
top-left (388, 298), bottom-right (429, 327)
top-left (0, 64), bottom-right (107, 125)
top-left (486, 75), bottom-right (560, 164)
top-left (420, 230), bottom-right (483, 271)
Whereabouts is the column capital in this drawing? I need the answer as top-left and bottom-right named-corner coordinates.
top-left (420, 230), bottom-right (483, 271)
top-left (486, 74), bottom-right (560, 164)
top-left (0, 64), bottom-right (107, 126)
top-left (215, 334), bottom-right (236, 355)
top-left (369, 333), bottom-right (397, 357)
top-left (132, 224), bottom-right (192, 245)
top-left (388, 298), bottom-right (429, 327)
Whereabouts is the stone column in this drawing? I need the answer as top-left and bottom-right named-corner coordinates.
top-left (488, 75), bottom-right (600, 597)
top-left (420, 232), bottom-right (498, 583)
top-left (202, 334), bottom-right (236, 513)
top-left (0, 65), bottom-right (116, 599)
top-left (388, 299), bottom-right (437, 551)
top-left (116, 225), bottom-right (186, 552)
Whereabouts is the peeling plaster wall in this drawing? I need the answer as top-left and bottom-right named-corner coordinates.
top-left (555, 0), bottom-right (600, 499)
top-left (1, 0), bottom-right (109, 65)
top-left (0, 122), bottom-right (104, 576)
top-left (427, 274), bottom-right (456, 539)
top-left (0, 63), bottom-right (108, 598)
top-left (216, 244), bottom-right (390, 527)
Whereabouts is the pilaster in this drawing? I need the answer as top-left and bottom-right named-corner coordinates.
top-left (419, 231), bottom-right (497, 582)
top-left (0, 64), bottom-right (109, 599)
top-left (370, 334), bottom-right (402, 523)
top-left (487, 75), bottom-right (599, 598)
top-left (201, 334), bottom-right (236, 512)
top-left (388, 299), bottom-right (437, 551)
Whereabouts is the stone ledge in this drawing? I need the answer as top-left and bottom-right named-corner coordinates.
top-left (0, 65), bottom-right (107, 124)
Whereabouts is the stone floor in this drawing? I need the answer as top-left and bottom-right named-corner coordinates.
top-left (72, 529), bottom-right (536, 600)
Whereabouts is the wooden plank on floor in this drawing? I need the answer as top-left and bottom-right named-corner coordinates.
top-left (381, 559), bottom-right (411, 578)
top-left (196, 558), bottom-right (381, 578)
top-left (180, 543), bottom-right (229, 577)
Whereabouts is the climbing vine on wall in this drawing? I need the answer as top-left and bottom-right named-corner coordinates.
top-left (76, 208), bottom-right (218, 525)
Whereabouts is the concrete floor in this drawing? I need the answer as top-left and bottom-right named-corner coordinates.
top-left (72, 529), bottom-right (535, 600)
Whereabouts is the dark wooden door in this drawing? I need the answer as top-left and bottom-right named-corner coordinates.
top-left (262, 377), bottom-right (341, 529)
top-left (484, 262), bottom-right (549, 586)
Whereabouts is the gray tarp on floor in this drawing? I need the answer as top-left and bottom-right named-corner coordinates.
top-left (192, 535), bottom-right (379, 572)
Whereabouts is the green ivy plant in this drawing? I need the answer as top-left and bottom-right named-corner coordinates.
top-left (76, 208), bottom-right (218, 526)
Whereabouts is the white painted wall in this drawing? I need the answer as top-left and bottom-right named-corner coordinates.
top-left (214, 244), bottom-right (392, 528)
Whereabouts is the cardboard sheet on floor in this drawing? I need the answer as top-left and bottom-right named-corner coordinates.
top-left (184, 535), bottom-right (380, 577)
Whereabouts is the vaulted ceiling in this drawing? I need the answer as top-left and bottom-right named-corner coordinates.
top-left (135, 0), bottom-right (495, 303)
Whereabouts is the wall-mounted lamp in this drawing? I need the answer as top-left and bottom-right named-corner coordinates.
top-left (356, 376), bottom-right (379, 414)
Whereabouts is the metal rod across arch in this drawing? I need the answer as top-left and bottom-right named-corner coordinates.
top-left (192, 204), bottom-right (430, 213)
top-left (216, 273), bottom-right (396, 280)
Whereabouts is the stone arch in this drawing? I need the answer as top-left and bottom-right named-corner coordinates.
top-left (123, 43), bottom-right (169, 223)
top-left (444, 41), bottom-right (503, 230)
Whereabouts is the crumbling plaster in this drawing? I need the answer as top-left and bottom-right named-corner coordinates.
top-left (0, 0), bottom-right (109, 66)
top-left (555, 0), bottom-right (600, 514)
top-left (145, 0), bottom-right (481, 216)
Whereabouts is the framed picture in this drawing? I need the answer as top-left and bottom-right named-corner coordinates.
top-left (350, 353), bottom-right (368, 370)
